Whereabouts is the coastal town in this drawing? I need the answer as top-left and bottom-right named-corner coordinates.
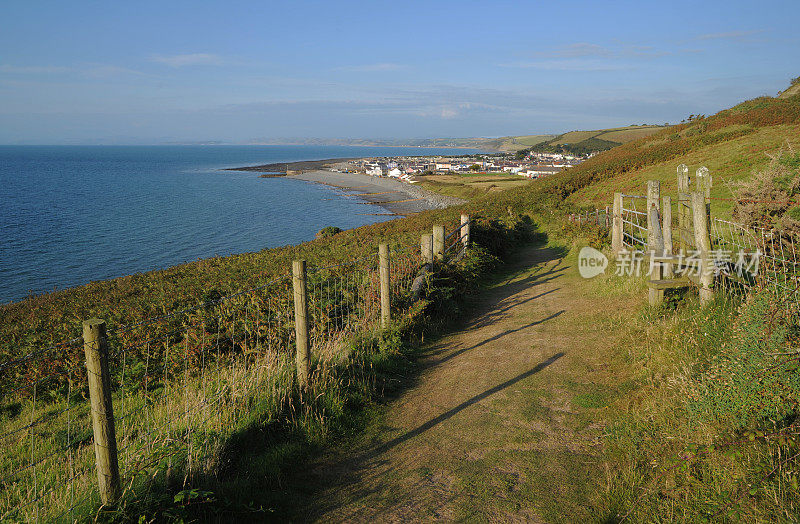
top-left (332, 150), bottom-right (592, 184)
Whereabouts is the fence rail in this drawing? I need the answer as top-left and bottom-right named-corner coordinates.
top-left (0, 218), bottom-right (472, 522)
top-left (571, 165), bottom-right (800, 312)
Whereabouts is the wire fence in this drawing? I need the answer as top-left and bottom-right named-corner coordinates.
top-left (567, 208), bottom-right (611, 229)
top-left (575, 188), bottom-right (800, 314)
top-left (618, 195), bottom-right (648, 252)
top-left (0, 230), bottom-right (453, 522)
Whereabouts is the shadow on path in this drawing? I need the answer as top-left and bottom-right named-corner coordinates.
top-left (424, 310), bottom-right (565, 367)
top-left (358, 352), bottom-right (565, 465)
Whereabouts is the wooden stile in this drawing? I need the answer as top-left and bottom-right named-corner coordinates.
top-left (691, 192), bottom-right (715, 304)
top-left (647, 180), bottom-right (664, 305)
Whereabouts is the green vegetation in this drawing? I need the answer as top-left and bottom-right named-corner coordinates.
top-left (3, 78), bottom-right (800, 521)
top-left (316, 226), bottom-right (343, 239)
top-left (592, 277), bottom-right (800, 521)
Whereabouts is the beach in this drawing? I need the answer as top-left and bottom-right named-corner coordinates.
top-left (288, 169), bottom-right (465, 215)
top-left (228, 158), bottom-right (466, 215)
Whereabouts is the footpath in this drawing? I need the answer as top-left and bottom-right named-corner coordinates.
top-left (292, 242), bottom-right (637, 522)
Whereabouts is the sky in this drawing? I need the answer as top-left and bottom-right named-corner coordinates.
top-left (0, 0), bottom-right (798, 144)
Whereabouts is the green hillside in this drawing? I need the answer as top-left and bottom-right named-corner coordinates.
top-left (494, 125), bottom-right (665, 153)
top-left (4, 77), bottom-right (800, 522)
top-left (545, 95), bottom-right (800, 219)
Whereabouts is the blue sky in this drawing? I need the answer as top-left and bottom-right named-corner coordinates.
top-left (0, 0), bottom-right (798, 144)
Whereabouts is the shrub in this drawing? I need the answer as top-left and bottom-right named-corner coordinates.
top-left (316, 226), bottom-right (343, 239)
top-left (732, 144), bottom-right (800, 233)
top-left (690, 288), bottom-right (800, 430)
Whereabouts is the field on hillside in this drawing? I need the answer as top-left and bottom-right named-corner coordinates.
top-left (595, 125), bottom-right (664, 143)
top-left (505, 134), bottom-right (554, 147)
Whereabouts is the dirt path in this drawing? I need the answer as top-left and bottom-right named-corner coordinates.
top-left (296, 242), bottom-right (635, 522)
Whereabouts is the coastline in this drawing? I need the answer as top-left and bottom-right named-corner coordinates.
top-left (288, 169), bottom-right (465, 216)
top-left (228, 157), bottom-right (466, 215)
top-left (225, 157), bottom-right (355, 175)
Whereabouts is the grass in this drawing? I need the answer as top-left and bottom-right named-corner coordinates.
top-left (594, 287), bottom-right (800, 522)
top-left (4, 82), bottom-right (800, 521)
top-left (508, 134), bottom-right (555, 147)
top-left (597, 126), bottom-right (664, 143)
top-left (0, 212), bottom-right (537, 521)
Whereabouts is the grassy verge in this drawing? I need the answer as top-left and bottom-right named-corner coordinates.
top-left (559, 217), bottom-right (800, 522)
top-left (1, 211), bottom-right (541, 522)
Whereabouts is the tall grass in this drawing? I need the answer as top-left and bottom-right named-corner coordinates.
top-left (597, 279), bottom-right (800, 522)
top-left (0, 216), bottom-right (529, 521)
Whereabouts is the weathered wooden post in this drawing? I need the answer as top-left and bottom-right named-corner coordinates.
top-left (432, 225), bottom-right (445, 260)
top-left (292, 260), bottom-right (310, 386)
top-left (83, 319), bottom-right (121, 505)
top-left (379, 243), bottom-right (391, 329)
top-left (460, 214), bottom-right (471, 249)
top-left (676, 164), bottom-right (689, 256)
top-left (691, 192), bottom-right (715, 304)
top-left (647, 180), bottom-right (664, 305)
top-left (612, 192), bottom-right (623, 255)
top-left (420, 233), bottom-right (433, 264)
top-left (697, 166), bottom-right (712, 232)
top-left (696, 166), bottom-right (712, 198)
top-left (662, 195), bottom-right (673, 278)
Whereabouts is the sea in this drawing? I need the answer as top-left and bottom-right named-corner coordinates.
top-left (0, 145), bottom-right (479, 304)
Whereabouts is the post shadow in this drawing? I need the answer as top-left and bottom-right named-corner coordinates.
top-left (357, 352), bottom-right (566, 465)
top-left (425, 310), bottom-right (565, 367)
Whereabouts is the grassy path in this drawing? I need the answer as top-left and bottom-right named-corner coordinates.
top-left (293, 242), bottom-right (638, 522)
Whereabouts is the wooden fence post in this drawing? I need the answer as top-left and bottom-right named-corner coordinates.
top-left (662, 195), bottom-right (673, 279)
top-left (612, 192), bottom-right (623, 255)
top-left (83, 318), bottom-right (121, 505)
top-left (292, 260), bottom-right (310, 387)
top-left (677, 164), bottom-right (689, 256)
top-left (379, 243), bottom-right (390, 329)
top-left (421, 233), bottom-right (433, 264)
top-left (697, 166), bottom-right (712, 232)
top-left (460, 214), bottom-right (471, 249)
top-left (691, 192), bottom-right (715, 305)
top-left (647, 180), bottom-right (663, 305)
top-left (433, 225), bottom-right (445, 260)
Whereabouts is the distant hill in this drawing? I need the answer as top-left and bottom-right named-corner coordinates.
top-left (245, 126), bottom-right (665, 153)
top-left (497, 125), bottom-right (666, 155)
top-left (529, 78), bottom-right (800, 220)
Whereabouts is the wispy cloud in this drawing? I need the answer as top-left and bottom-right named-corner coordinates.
top-left (0, 65), bottom-right (71, 74)
top-left (694, 30), bottom-right (761, 42)
top-left (498, 59), bottom-right (629, 72)
top-left (335, 62), bottom-right (405, 72)
top-left (149, 53), bottom-right (226, 67)
top-left (622, 45), bottom-right (671, 58)
top-left (525, 41), bottom-right (672, 66)
top-left (538, 43), bottom-right (612, 58)
top-left (0, 63), bottom-right (147, 78)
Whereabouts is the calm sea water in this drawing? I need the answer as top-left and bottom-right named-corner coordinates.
top-left (0, 145), bottom-right (477, 304)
